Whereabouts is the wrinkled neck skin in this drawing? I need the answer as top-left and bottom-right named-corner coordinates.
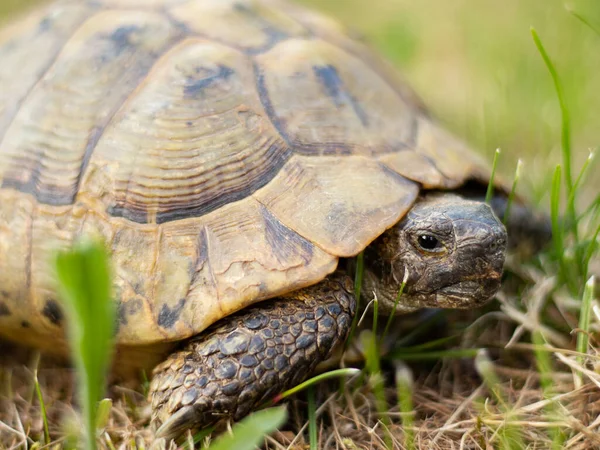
top-left (360, 192), bottom-right (507, 315)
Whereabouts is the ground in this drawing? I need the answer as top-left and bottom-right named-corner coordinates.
top-left (1, 1), bottom-right (599, 449)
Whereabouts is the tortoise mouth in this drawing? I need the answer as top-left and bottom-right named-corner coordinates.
top-left (436, 275), bottom-right (502, 308)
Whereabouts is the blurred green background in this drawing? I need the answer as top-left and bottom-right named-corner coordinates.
top-left (2, 0), bottom-right (599, 202)
top-left (298, 0), bottom-right (600, 202)
top-left (0, 0), bottom-right (41, 18)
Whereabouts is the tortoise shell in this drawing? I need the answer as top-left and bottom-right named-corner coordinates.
top-left (0, 0), bottom-right (491, 349)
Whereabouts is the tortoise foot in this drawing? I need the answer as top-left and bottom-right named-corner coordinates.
top-left (149, 272), bottom-right (355, 440)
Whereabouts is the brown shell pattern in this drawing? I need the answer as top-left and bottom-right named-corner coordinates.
top-left (0, 0), bottom-right (492, 347)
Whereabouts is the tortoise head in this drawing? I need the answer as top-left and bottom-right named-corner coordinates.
top-left (363, 193), bottom-right (507, 313)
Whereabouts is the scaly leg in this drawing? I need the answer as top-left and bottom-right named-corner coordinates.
top-left (150, 272), bottom-right (355, 439)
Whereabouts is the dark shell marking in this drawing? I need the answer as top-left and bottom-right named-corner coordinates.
top-left (313, 64), bottom-right (368, 127)
top-left (157, 298), bottom-right (186, 329)
top-left (42, 299), bottom-right (63, 326)
top-left (0, 302), bottom-right (10, 316)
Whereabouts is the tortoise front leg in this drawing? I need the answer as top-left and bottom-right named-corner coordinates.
top-left (150, 272), bottom-right (355, 440)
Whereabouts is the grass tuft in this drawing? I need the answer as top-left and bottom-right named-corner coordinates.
top-left (474, 349), bottom-right (526, 449)
top-left (531, 332), bottom-right (566, 448)
top-left (361, 329), bottom-right (393, 448)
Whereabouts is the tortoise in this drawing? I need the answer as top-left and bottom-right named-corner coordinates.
top-left (0, 0), bottom-right (547, 440)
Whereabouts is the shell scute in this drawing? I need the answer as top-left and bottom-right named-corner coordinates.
top-left (0, 9), bottom-right (178, 207)
top-left (253, 155), bottom-right (419, 257)
top-left (254, 38), bottom-right (416, 157)
top-left (0, 2), bottom-right (94, 141)
top-left (169, 0), bottom-right (309, 54)
top-left (79, 38), bottom-right (290, 226)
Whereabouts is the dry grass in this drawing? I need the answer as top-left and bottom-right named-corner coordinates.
top-left (0, 355), bottom-right (154, 448)
top-left (3, 348), bottom-right (600, 449)
top-left (2, 258), bottom-right (600, 449)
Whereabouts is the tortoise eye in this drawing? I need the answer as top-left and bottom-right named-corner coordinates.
top-left (417, 235), bottom-right (442, 252)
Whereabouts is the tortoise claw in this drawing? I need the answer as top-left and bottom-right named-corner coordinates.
top-left (154, 406), bottom-right (197, 441)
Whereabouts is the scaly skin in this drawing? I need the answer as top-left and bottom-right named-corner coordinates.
top-left (151, 273), bottom-right (355, 439)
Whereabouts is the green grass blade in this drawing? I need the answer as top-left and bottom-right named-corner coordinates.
top-left (569, 150), bottom-right (596, 277)
top-left (575, 276), bottom-right (595, 388)
top-left (382, 268), bottom-right (408, 340)
top-left (346, 251), bottom-right (364, 350)
top-left (55, 239), bottom-right (115, 450)
top-left (33, 369), bottom-right (50, 445)
top-left (579, 192), bottom-right (600, 221)
top-left (568, 7), bottom-right (600, 36)
top-left (395, 362), bottom-right (414, 450)
top-left (206, 407), bottom-right (287, 450)
top-left (571, 149), bottom-right (598, 277)
top-left (361, 330), bottom-right (392, 449)
top-left (394, 334), bottom-right (460, 353)
top-left (503, 159), bottom-right (523, 224)
top-left (531, 27), bottom-right (578, 243)
top-left (273, 368), bottom-right (360, 402)
top-left (372, 290), bottom-right (379, 336)
top-left (549, 165), bottom-right (574, 292)
top-left (95, 399), bottom-right (113, 432)
top-left (192, 426), bottom-right (216, 449)
top-left (307, 386), bottom-right (317, 450)
top-left (103, 433), bottom-right (117, 450)
top-left (570, 150), bottom-right (595, 202)
top-left (389, 348), bottom-right (480, 361)
top-left (531, 332), bottom-right (566, 448)
top-left (530, 28), bottom-right (573, 193)
top-left (361, 330), bottom-right (381, 393)
top-left (583, 223), bottom-right (600, 277)
top-left (393, 310), bottom-right (446, 348)
top-left (532, 333), bottom-right (552, 394)
top-left (475, 350), bottom-right (525, 449)
top-left (485, 148), bottom-right (501, 204)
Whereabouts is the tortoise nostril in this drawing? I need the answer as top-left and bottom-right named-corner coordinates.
top-left (489, 237), bottom-right (506, 253)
